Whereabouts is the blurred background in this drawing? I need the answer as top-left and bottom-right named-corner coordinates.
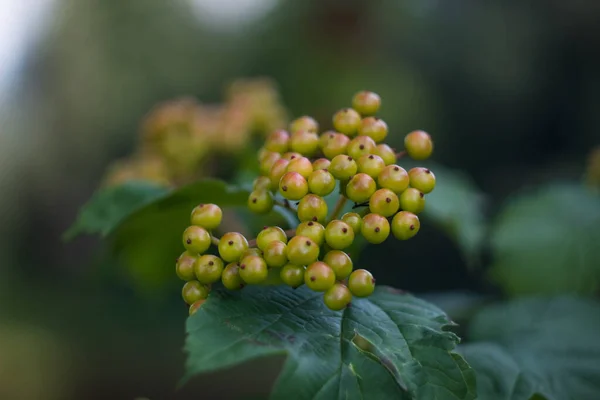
top-left (1, 1), bottom-right (599, 399)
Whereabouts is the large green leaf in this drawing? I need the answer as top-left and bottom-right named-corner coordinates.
top-left (489, 183), bottom-right (600, 296)
top-left (183, 285), bottom-right (476, 400)
top-left (460, 296), bottom-right (600, 400)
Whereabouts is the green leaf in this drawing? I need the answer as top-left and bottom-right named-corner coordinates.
top-left (183, 285), bottom-right (476, 400)
top-left (489, 183), bottom-right (600, 296)
top-left (460, 296), bottom-right (600, 400)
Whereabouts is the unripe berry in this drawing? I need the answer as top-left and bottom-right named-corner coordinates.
top-left (290, 130), bottom-right (319, 156)
top-left (257, 147), bottom-right (270, 163)
top-left (182, 226), bottom-right (211, 254)
top-left (341, 212), bottom-right (362, 235)
top-left (304, 261), bottom-right (336, 292)
top-left (222, 262), bottom-right (245, 290)
top-left (329, 155), bottom-right (358, 181)
top-left (190, 203), bottom-right (222, 230)
top-left (377, 165), bottom-right (410, 194)
top-left (312, 158), bottom-right (331, 171)
top-left (323, 283), bottom-right (352, 311)
top-left (391, 211), bottom-right (420, 240)
top-left (189, 299), bottom-right (206, 316)
top-left (325, 220), bottom-right (355, 250)
top-left (297, 194), bottom-right (328, 223)
top-left (182, 280), bottom-right (210, 305)
top-left (357, 154), bottom-right (386, 178)
top-left (253, 176), bottom-right (271, 191)
top-left (295, 221), bottom-right (325, 246)
top-left (346, 173), bottom-right (377, 203)
top-left (308, 169), bottom-right (336, 196)
top-left (323, 250), bottom-right (353, 279)
top-left (369, 188), bottom-right (399, 217)
top-left (333, 108), bottom-right (361, 136)
top-left (176, 251), bottom-right (197, 281)
top-left (256, 226), bottom-right (288, 250)
top-left (282, 152), bottom-right (302, 161)
top-left (263, 240), bottom-right (288, 268)
top-left (347, 136), bottom-right (376, 160)
top-left (321, 133), bottom-right (351, 159)
top-left (352, 91), bottom-right (381, 116)
top-left (319, 131), bottom-right (336, 149)
top-left (361, 213), bottom-right (390, 244)
top-left (408, 167), bottom-right (436, 194)
top-left (194, 255), bottom-right (225, 284)
top-left (279, 171), bottom-right (309, 200)
top-left (348, 269), bottom-right (375, 297)
top-left (290, 115), bottom-right (319, 133)
top-left (240, 248), bottom-right (263, 259)
top-left (280, 264), bottom-right (305, 288)
top-left (239, 255), bottom-right (268, 284)
top-left (248, 190), bottom-right (274, 214)
top-left (287, 156), bottom-right (313, 179)
top-left (218, 232), bottom-right (249, 262)
top-left (269, 158), bottom-right (290, 190)
top-left (399, 188), bottom-right (426, 214)
top-left (265, 129), bottom-right (290, 153)
top-left (375, 144), bottom-right (397, 165)
top-left (358, 117), bottom-right (388, 143)
top-left (404, 130), bottom-right (433, 160)
top-left (286, 236), bottom-right (320, 265)
top-left (259, 151), bottom-right (281, 176)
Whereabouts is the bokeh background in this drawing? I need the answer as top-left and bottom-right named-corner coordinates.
top-left (1, 1), bottom-right (599, 399)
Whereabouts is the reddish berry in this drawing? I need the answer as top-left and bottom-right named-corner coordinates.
top-left (358, 117), bottom-right (388, 143)
top-left (352, 91), bottom-right (381, 116)
top-left (360, 213), bottom-right (390, 244)
top-left (329, 155), bottom-right (358, 181)
top-left (290, 116), bottom-right (319, 133)
top-left (369, 188), bottom-right (399, 217)
top-left (323, 250), bottom-right (353, 279)
top-left (377, 165), bottom-right (410, 194)
top-left (265, 129), bottom-right (290, 153)
top-left (375, 144), bottom-right (396, 165)
top-left (295, 221), bottom-right (326, 246)
top-left (218, 232), bottom-right (249, 262)
top-left (357, 154), bottom-right (386, 178)
top-left (312, 158), bottom-right (331, 171)
top-left (348, 269), bottom-right (375, 297)
top-left (282, 152), bottom-right (302, 161)
top-left (189, 299), bottom-right (206, 315)
top-left (279, 171), bottom-right (309, 200)
top-left (287, 156), bottom-right (314, 179)
top-left (346, 173), bottom-right (377, 203)
top-left (256, 226), bottom-right (288, 250)
top-left (324, 283), bottom-right (352, 311)
top-left (194, 255), bottom-right (225, 284)
top-left (280, 264), bottom-right (305, 288)
top-left (341, 212), bottom-right (362, 235)
top-left (176, 251), bottom-right (197, 281)
top-left (286, 236), bottom-right (320, 265)
top-left (182, 280), bottom-right (210, 305)
top-left (248, 190), bottom-right (274, 214)
top-left (263, 240), bottom-right (288, 268)
top-left (325, 220), bottom-right (355, 250)
top-left (190, 203), bottom-right (222, 230)
top-left (304, 261), bottom-right (336, 292)
top-left (222, 262), bottom-right (245, 290)
top-left (182, 226), bottom-right (211, 254)
top-left (290, 130), bottom-right (319, 156)
top-left (308, 169), bottom-right (336, 196)
top-left (408, 167), bottom-right (436, 194)
top-left (404, 130), bottom-right (433, 160)
top-left (297, 194), bottom-right (328, 223)
top-left (239, 255), bottom-right (268, 284)
top-left (333, 108), bottom-right (362, 136)
top-left (321, 132), bottom-right (351, 159)
top-left (399, 188), bottom-right (426, 214)
top-left (259, 151), bottom-right (281, 176)
top-left (269, 158), bottom-right (290, 190)
top-left (391, 211), bottom-right (420, 240)
top-left (347, 136), bottom-right (376, 160)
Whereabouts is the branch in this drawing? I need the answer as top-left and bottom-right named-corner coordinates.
top-left (328, 195), bottom-right (348, 223)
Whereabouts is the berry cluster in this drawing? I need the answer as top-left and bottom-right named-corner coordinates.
top-left (177, 91), bottom-right (435, 314)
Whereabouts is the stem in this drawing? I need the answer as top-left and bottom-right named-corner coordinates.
top-left (352, 201), bottom-right (369, 209)
top-left (211, 235), bottom-right (220, 246)
top-left (274, 199), bottom-right (295, 210)
top-left (328, 195), bottom-right (348, 223)
top-left (247, 228), bottom-right (296, 248)
top-left (395, 150), bottom-right (406, 159)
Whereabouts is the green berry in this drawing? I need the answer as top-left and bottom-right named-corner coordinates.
top-left (248, 190), bottom-right (274, 214)
top-left (182, 226), bottom-right (211, 254)
top-left (190, 203), bottom-right (223, 230)
top-left (346, 173), bottom-right (377, 203)
top-left (323, 283), bottom-right (352, 311)
top-left (361, 213), bottom-right (390, 244)
top-left (347, 136), bottom-right (376, 160)
top-left (308, 169), bottom-right (336, 196)
top-left (286, 236), bottom-right (320, 265)
top-left (257, 147), bottom-right (270, 163)
top-left (240, 248), bottom-right (263, 259)
top-left (404, 130), bottom-right (433, 160)
top-left (189, 299), bottom-right (206, 315)
top-left (325, 220), bottom-right (355, 250)
top-left (375, 144), bottom-right (397, 165)
top-left (256, 226), bottom-right (288, 250)
top-left (352, 91), bottom-right (381, 116)
top-left (222, 262), bottom-right (245, 290)
top-left (358, 117), bottom-right (388, 143)
top-left (218, 232), bottom-right (249, 262)
top-left (268, 158), bottom-right (290, 190)
top-left (319, 131), bottom-right (336, 149)
top-left (265, 129), bottom-right (290, 153)
top-left (348, 269), bottom-right (375, 297)
top-left (253, 176), bottom-right (271, 191)
top-left (369, 188), bottom-right (399, 217)
top-left (259, 151), bottom-right (281, 176)
top-left (194, 255), bottom-right (225, 284)
top-left (399, 188), bottom-right (425, 214)
top-left (290, 130), bottom-right (319, 156)
top-left (329, 155), bottom-right (358, 180)
top-left (239, 255), bottom-right (268, 284)
top-left (287, 156), bottom-right (314, 179)
top-left (304, 261), bottom-right (336, 292)
top-left (312, 158), bottom-right (331, 171)
top-left (391, 211), bottom-right (420, 240)
top-left (279, 171), bottom-right (309, 200)
top-left (377, 165), bottom-right (410, 194)
top-left (332, 108), bottom-right (361, 136)
top-left (408, 167), bottom-right (436, 194)
top-left (295, 221), bottom-right (325, 246)
top-left (176, 251), bottom-right (197, 281)
top-left (297, 194), bottom-right (328, 223)
top-left (263, 240), bottom-right (288, 268)
top-left (280, 264), bottom-right (305, 288)
top-left (323, 250), bottom-right (353, 279)
top-left (341, 212), bottom-right (362, 235)
top-left (320, 132), bottom-right (350, 159)
top-left (182, 280), bottom-right (210, 305)
top-left (282, 152), bottom-right (302, 161)
top-left (290, 115), bottom-right (319, 133)
top-left (357, 154), bottom-right (386, 178)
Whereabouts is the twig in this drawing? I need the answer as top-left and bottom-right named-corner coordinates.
top-left (352, 201), bottom-right (369, 209)
top-left (395, 150), bottom-right (406, 159)
top-left (328, 195), bottom-right (348, 223)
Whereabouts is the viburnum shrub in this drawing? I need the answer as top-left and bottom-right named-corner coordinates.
top-left (177, 91), bottom-right (436, 314)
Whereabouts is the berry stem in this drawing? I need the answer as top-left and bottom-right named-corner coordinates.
top-left (275, 198), bottom-right (296, 211)
top-left (247, 229), bottom-right (296, 248)
top-left (328, 195), bottom-right (348, 223)
top-left (211, 236), bottom-right (220, 246)
top-left (395, 150), bottom-right (406, 159)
